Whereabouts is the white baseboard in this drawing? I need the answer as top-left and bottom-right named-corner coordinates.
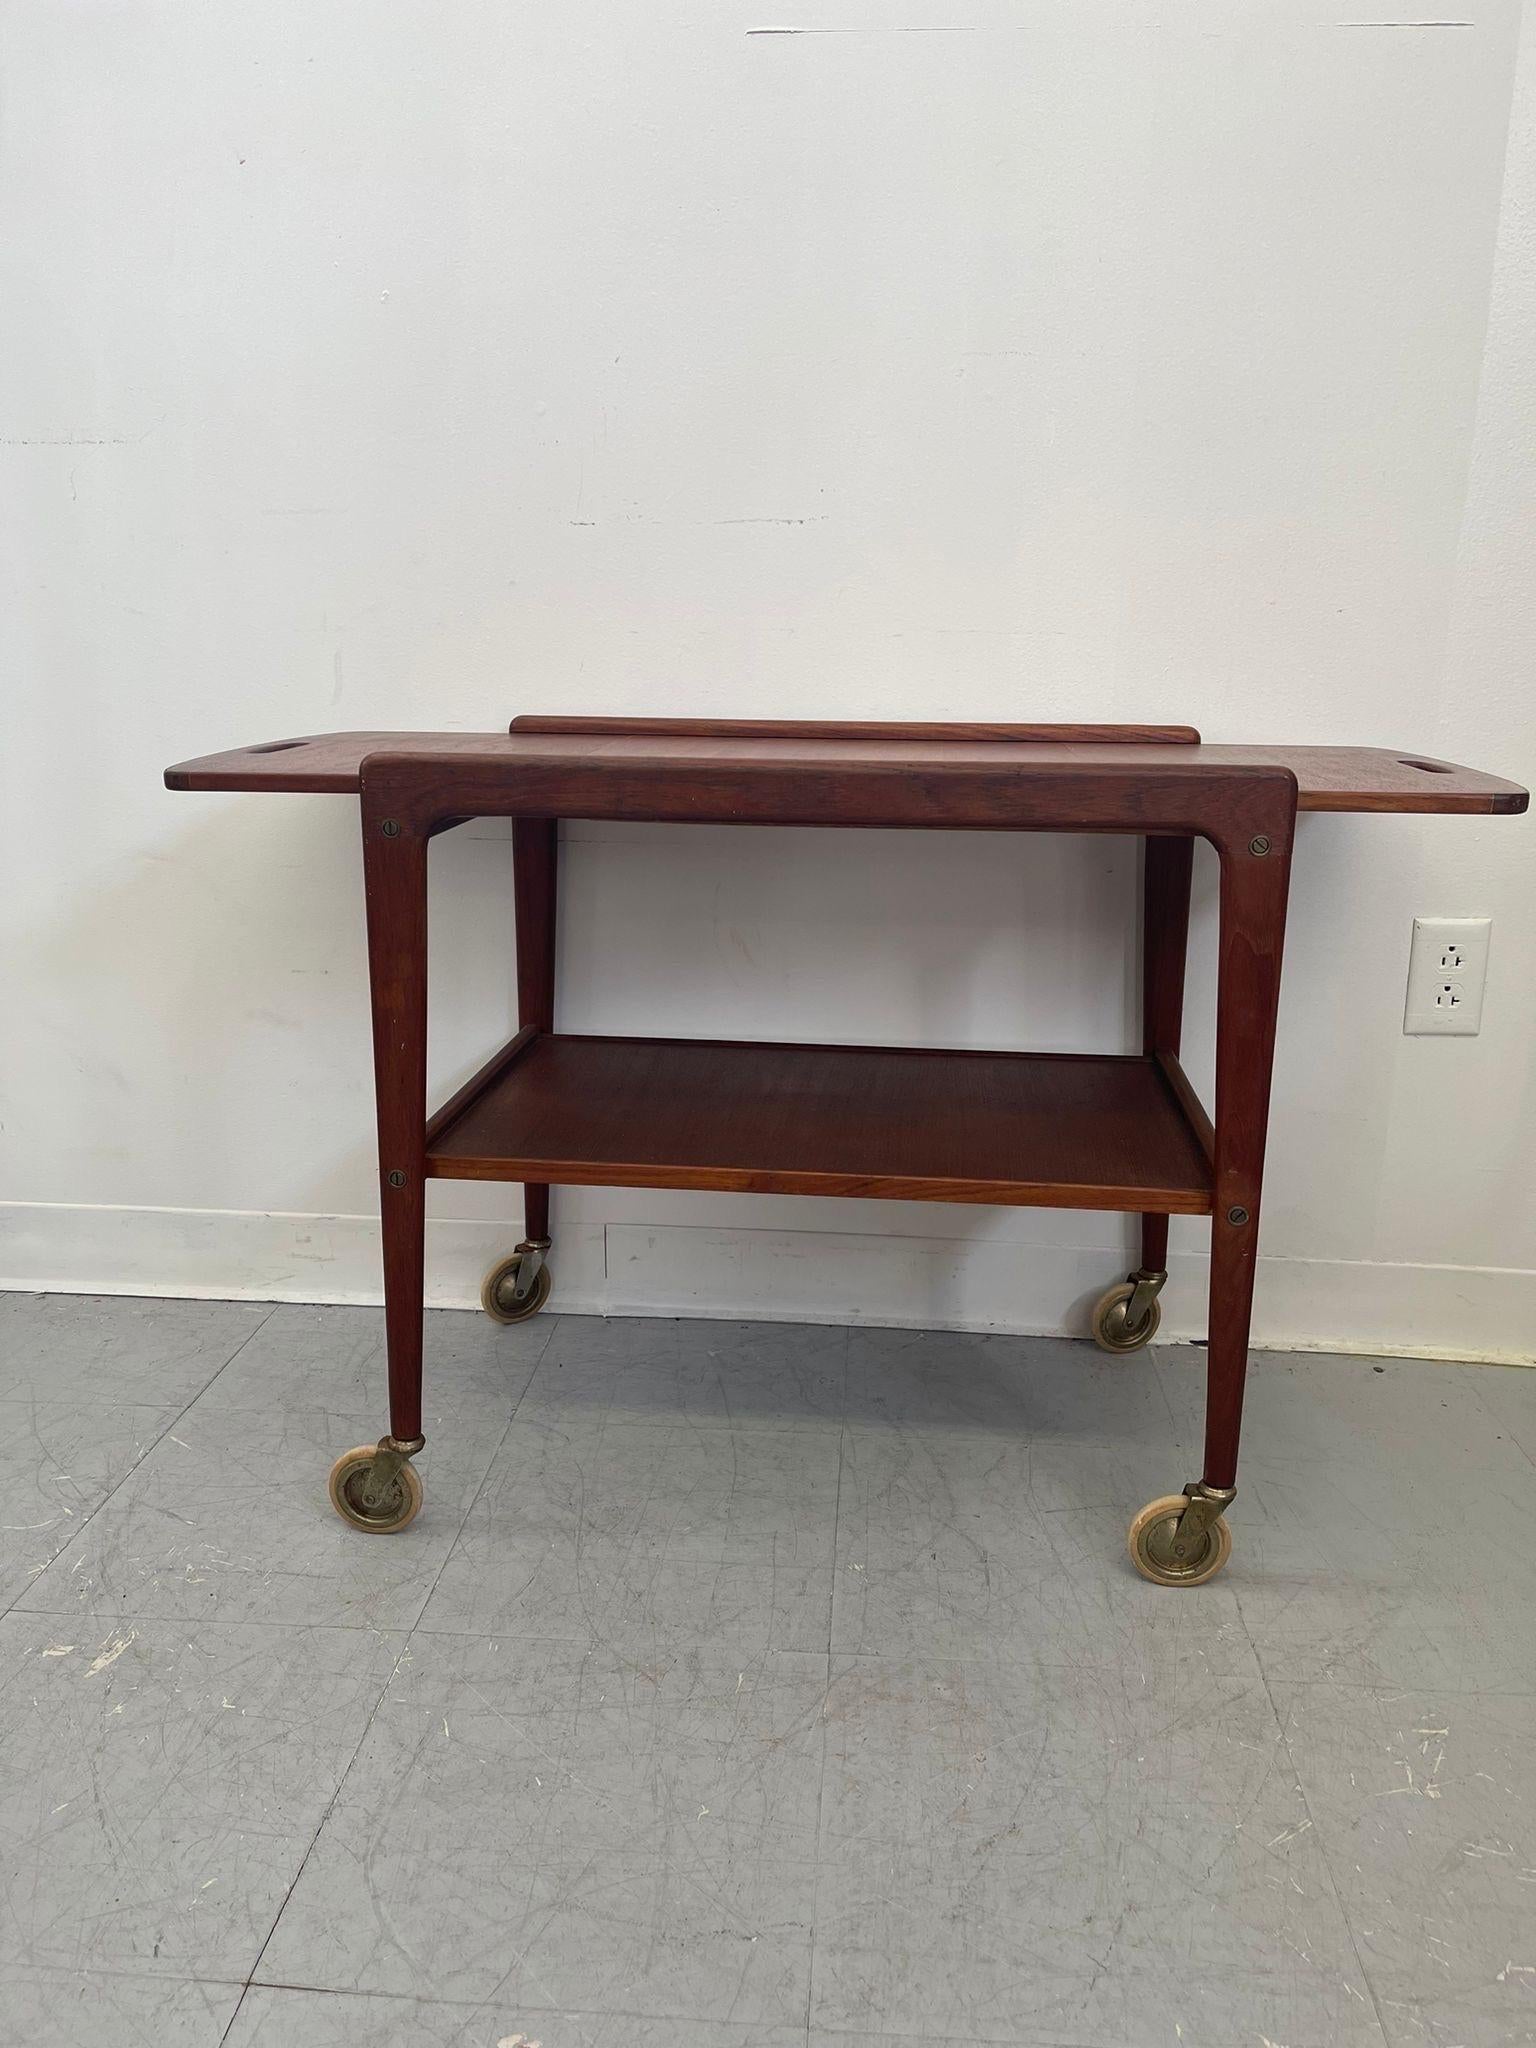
top-left (1, 1201), bottom-right (1532, 1366)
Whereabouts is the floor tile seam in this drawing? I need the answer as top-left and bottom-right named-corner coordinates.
top-left (820, 1642), bottom-right (1258, 1676)
top-left (168, 1299), bottom-right (285, 1394)
top-left (4, 1959), bottom-right (252, 1989)
top-left (1491, 1430), bottom-right (1536, 1477)
top-left (1239, 1581), bottom-right (1394, 2048)
top-left (202, 1300), bottom-right (559, 1429)
top-left (3, 1601), bottom-right (416, 1638)
top-left (246, 1978), bottom-right (818, 2035)
top-left (239, 1966), bottom-right (1187, 2047)
top-left (199, 1310), bottom-right (565, 1425)
top-left (501, 1310), bottom-right (564, 1426)
top-left (389, 1630), bottom-right (834, 1693)
top-left (0, 1393), bottom-right (211, 1420)
top-left (807, 1410), bottom-right (848, 2033)
top-left (384, 1837), bottom-right (694, 2043)
top-left (504, 1410), bottom-right (850, 1438)
top-left (1238, 1666), bottom-right (1536, 1701)
top-left (239, 1978), bottom-right (490, 2005)
top-left (405, 1617), bottom-right (702, 1648)
top-left (8, 1602), bottom-right (1525, 1698)
top-left (0, 1303), bottom-right (283, 1628)
top-left (1145, 1340), bottom-right (1189, 1438)
top-left (704, 1329), bottom-right (847, 1443)
top-left (1241, 1617), bottom-right (1536, 1699)
top-left (220, 1625), bottom-right (419, 2045)
top-left (395, 1320), bottom-right (546, 1639)
top-left (380, 1663), bottom-right (830, 1962)
top-left (147, 1286), bottom-right (501, 2023)
top-left (0, 1408), bottom-right (179, 1613)
top-left (835, 1423), bottom-right (1196, 1449)
top-left (220, 1985), bottom-right (258, 2041)
top-left (10, 1955), bottom-right (1298, 2048)
top-left (810, 2030), bottom-right (1102, 2048)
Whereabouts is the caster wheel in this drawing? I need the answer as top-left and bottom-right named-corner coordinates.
top-left (1127, 1493), bottom-right (1232, 1587)
top-left (1090, 1280), bottom-right (1160, 1354)
top-left (328, 1445), bottom-right (423, 1534)
top-left (481, 1250), bottom-right (553, 1324)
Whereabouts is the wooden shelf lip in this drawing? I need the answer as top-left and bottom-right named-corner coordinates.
top-left (508, 716), bottom-right (1205, 745)
top-left (424, 1031), bottom-right (1216, 1213)
top-left (422, 1024), bottom-right (539, 1149)
top-left (1155, 1050), bottom-right (1215, 1166)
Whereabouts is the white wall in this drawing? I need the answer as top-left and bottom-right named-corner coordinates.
top-left (3, 0), bottom-right (1533, 1359)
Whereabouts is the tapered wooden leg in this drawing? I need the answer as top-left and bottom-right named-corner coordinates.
top-left (1140, 834), bottom-right (1194, 1276)
top-left (513, 817), bottom-right (558, 1248)
top-left (362, 818), bottom-right (430, 1444)
top-left (1126, 794), bottom-right (1294, 1583)
top-left (1095, 835), bottom-right (1195, 1352)
top-left (1202, 826), bottom-right (1293, 1490)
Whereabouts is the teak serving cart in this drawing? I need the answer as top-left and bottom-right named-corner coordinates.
top-left (166, 718), bottom-right (1526, 1585)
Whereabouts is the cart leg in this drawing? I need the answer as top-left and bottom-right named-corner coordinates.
top-left (1203, 831), bottom-right (1290, 1488)
top-left (1092, 836), bottom-right (1193, 1354)
top-left (1128, 812), bottom-right (1292, 1584)
top-left (329, 815), bottom-right (430, 1533)
top-left (482, 818), bottom-right (559, 1325)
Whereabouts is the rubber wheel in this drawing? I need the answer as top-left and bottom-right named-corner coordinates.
top-left (328, 1445), bottom-right (423, 1534)
top-left (1127, 1493), bottom-right (1232, 1587)
top-left (1091, 1280), bottom-right (1161, 1354)
top-left (481, 1252), bottom-right (553, 1324)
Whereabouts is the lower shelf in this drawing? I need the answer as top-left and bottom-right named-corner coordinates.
top-left (425, 1033), bottom-right (1214, 1213)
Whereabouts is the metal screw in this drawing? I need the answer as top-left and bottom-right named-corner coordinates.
top-left (1227, 1205), bottom-right (1249, 1226)
top-left (387, 1169), bottom-right (407, 1189)
top-left (1248, 834), bottom-right (1271, 857)
top-left (381, 819), bottom-right (401, 837)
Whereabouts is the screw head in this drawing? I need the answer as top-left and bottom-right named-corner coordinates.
top-left (387, 1169), bottom-right (407, 1189)
top-left (1226, 1205), bottom-right (1249, 1226)
top-left (1248, 834), bottom-right (1272, 857)
top-left (381, 819), bottom-right (401, 838)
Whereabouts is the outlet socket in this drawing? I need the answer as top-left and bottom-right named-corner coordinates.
top-left (1404, 917), bottom-right (1492, 1036)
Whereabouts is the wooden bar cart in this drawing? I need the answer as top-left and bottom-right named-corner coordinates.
top-left (166, 720), bottom-right (1526, 1585)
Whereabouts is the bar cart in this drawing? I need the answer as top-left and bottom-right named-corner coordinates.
top-left (165, 718), bottom-right (1526, 1584)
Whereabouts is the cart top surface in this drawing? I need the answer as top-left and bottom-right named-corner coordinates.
top-left (164, 720), bottom-right (1528, 815)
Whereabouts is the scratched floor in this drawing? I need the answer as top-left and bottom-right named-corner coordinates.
top-left (1, 1294), bottom-right (1534, 2047)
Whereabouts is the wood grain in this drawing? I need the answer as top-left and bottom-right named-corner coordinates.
top-left (512, 817), bottom-right (559, 1244)
top-left (1203, 777), bottom-right (1297, 1488)
top-left (508, 715), bottom-right (1202, 744)
top-left (165, 729), bottom-right (1529, 814)
top-left (425, 1033), bottom-right (1216, 1212)
top-left (361, 813), bottom-right (430, 1443)
top-left (422, 1024), bottom-right (539, 1151)
top-left (176, 715), bottom-right (1520, 1507)
top-left (359, 749), bottom-right (1300, 849)
top-left (1140, 835), bottom-right (1196, 1274)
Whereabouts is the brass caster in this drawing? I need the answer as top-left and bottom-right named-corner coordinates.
top-left (1127, 1487), bottom-right (1234, 1588)
top-left (1090, 1271), bottom-right (1163, 1354)
top-left (481, 1241), bottom-right (553, 1325)
top-left (328, 1440), bottom-right (424, 1534)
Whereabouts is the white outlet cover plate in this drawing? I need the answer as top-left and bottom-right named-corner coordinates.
top-left (1404, 916), bottom-right (1492, 1036)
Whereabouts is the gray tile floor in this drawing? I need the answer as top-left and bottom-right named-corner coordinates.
top-left (0, 1292), bottom-right (1533, 2047)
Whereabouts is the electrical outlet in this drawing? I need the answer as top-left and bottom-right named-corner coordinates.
top-left (1403, 917), bottom-right (1492, 1036)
